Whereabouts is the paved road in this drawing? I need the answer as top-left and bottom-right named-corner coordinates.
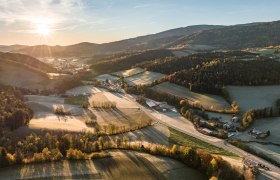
top-left (122, 93), bottom-right (280, 180)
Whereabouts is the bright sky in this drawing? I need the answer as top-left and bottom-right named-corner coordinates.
top-left (0, 0), bottom-right (280, 45)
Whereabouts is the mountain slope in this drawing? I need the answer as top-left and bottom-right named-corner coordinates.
top-left (13, 42), bottom-right (99, 58)
top-left (169, 21), bottom-right (280, 50)
top-left (0, 45), bottom-right (28, 52)
top-left (0, 52), bottom-right (58, 89)
top-left (0, 52), bottom-right (56, 73)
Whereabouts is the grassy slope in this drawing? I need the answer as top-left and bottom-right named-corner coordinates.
top-left (64, 96), bottom-right (87, 106)
top-left (168, 128), bottom-right (238, 157)
top-left (0, 61), bottom-right (56, 89)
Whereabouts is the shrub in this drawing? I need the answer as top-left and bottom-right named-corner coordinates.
top-left (66, 148), bottom-right (86, 160)
top-left (54, 106), bottom-right (71, 115)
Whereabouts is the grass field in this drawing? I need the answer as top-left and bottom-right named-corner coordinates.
top-left (64, 96), bottom-right (87, 106)
top-left (153, 82), bottom-right (230, 110)
top-left (111, 67), bottom-right (145, 77)
top-left (227, 85), bottom-right (280, 111)
top-left (19, 95), bottom-right (93, 133)
top-left (88, 92), bottom-right (153, 131)
top-left (124, 71), bottom-right (166, 86)
top-left (65, 85), bottom-right (107, 96)
top-left (0, 61), bottom-right (56, 89)
top-left (169, 128), bottom-right (238, 157)
top-left (95, 74), bottom-right (120, 82)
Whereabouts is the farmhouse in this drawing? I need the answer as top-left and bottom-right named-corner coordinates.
top-left (146, 99), bottom-right (176, 112)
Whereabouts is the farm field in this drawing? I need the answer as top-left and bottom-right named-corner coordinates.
top-left (113, 123), bottom-right (170, 146)
top-left (227, 85), bottom-right (280, 111)
top-left (251, 48), bottom-right (280, 58)
top-left (153, 82), bottom-right (230, 110)
top-left (65, 85), bottom-right (107, 96)
top-left (169, 128), bottom-right (237, 157)
top-left (0, 61), bottom-right (56, 89)
top-left (0, 151), bottom-right (207, 180)
top-left (111, 67), bottom-right (145, 77)
top-left (18, 95), bottom-right (93, 133)
top-left (89, 92), bottom-right (139, 109)
top-left (124, 71), bottom-right (166, 86)
top-left (88, 92), bottom-right (153, 131)
top-left (95, 73), bottom-right (120, 82)
top-left (172, 50), bottom-right (192, 57)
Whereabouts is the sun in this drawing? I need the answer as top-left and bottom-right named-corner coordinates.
top-left (36, 24), bottom-right (51, 36)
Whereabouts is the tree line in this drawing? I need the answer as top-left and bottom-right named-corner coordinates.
top-left (0, 130), bottom-right (248, 180)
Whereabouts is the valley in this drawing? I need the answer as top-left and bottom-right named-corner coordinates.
top-left (1, 9), bottom-right (280, 179)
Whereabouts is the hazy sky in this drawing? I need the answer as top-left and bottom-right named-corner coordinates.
top-left (0, 0), bottom-right (280, 45)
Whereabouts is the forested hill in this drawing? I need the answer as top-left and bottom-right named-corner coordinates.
top-left (91, 49), bottom-right (174, 75)
top-left (137, 51), bottom-right (255, 74)
top-left (170, 58), bottom-right (280, 94)
top-left (137, 51), bottom-right (280, 94)
top-left (168, 21), bottom-right (280, 50)
top-left (0, 52), bottom-right (56, 73)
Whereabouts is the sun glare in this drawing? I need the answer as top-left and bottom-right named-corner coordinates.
top-left (36, 24), bottom-right (51, 36)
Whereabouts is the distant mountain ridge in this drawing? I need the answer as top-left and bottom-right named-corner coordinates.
top-left (0, 45), bottom-right (28, 52)
top-left (3, 25), bottom-right (222, 57)
top-left (1, 20), bottom-right (280, 57)
top-left (168, 20), bottom-right (280, 50)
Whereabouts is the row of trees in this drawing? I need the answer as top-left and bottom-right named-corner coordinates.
top-left (0, 130), bottom-right (247, 180)
top-left (91, 101), bottom-right (117, 109)
top-left (242, 105), bottom-right (280, 129)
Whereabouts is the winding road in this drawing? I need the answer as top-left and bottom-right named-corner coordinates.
top-left (122, 93), bottom-right (280, 180)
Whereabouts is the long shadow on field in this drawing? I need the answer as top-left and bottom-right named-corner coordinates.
top-left (106, 125), bottom-right (169, 146)
top-left (111, 108), bottom-right (129, 120)
top-left (122, 151), bottom-right (166, 180)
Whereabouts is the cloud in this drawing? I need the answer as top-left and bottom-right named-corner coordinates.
top-left (133, 3), bottom-right (153, 9)
top-left (0, 0), bottom-right (89, 33)
top-left (0, 0), bottom-right (84, 23)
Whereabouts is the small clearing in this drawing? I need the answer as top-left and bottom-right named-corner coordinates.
top-left (111, 67), bottom-right (145, 77)
top-left (124, 71), bottom-right (166, 86)
top-left (19, 95), bottom-right (93, 133)
top-left (95, 74), bottom-right (120, 82)
top-left (65, 85), bottom-right (107, 96)
top-left (153, 82), bottom-right (230, 110)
